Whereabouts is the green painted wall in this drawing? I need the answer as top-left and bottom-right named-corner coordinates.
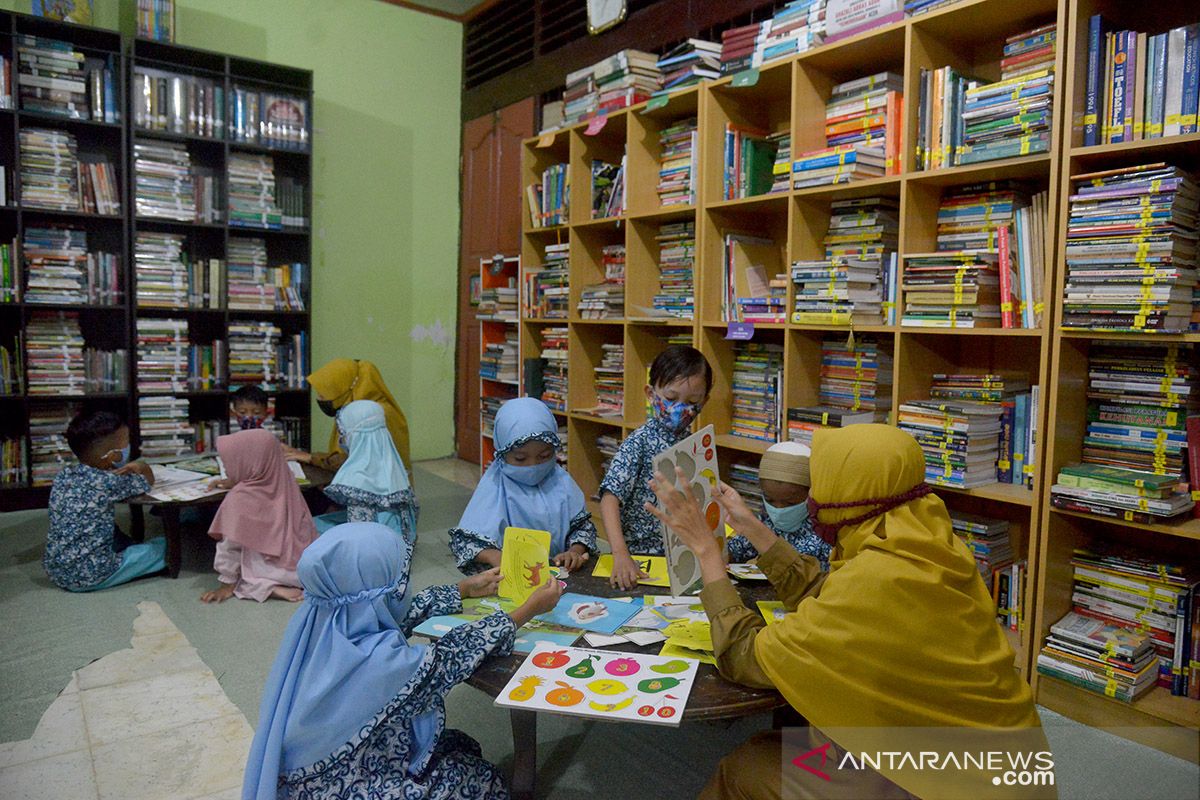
top-left (1, 0), bottom-right (464, 459)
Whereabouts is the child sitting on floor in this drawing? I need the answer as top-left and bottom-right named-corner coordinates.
top-left (449, 396), bottom-right (596, 574)
top-left (598, 345), bottom-right (712, 589)
top-left (44, 410), bottom-right (167, 592)
top-left (314, 399), bottom-right (419, 542)
top-left (727, 441), bottom-right (830, 569)
top-left (201, 428), bottom-right (318, 604)
top-left (243, 521), bottom-right (564, 799)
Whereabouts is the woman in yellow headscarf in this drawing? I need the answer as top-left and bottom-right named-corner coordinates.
top-left (646, 424), bottom-right (1054, 800)
top-left (283, 359), bottom-right (411, 472)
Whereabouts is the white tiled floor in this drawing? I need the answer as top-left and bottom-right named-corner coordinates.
top-left (0, 602), bottom-right (253, 800)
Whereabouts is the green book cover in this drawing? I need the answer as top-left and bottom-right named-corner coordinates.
top-left (742, 138), bottom-right (777, 197)
top-left (1057, 463), bottom-right (1179, 490)
top-left (1056, 473), bottom-right (1175, 498)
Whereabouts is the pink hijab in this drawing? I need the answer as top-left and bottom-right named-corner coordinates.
top-left (209, 429), bottom-right (317, 568)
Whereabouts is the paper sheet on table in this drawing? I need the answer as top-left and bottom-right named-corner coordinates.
top-left (217, 458), bottom-right (309, 485)
top-left (663, 619), bottom-right (713, 651)
top-left (623, 596), bottom-right (709, 630)
top-left (147, 478), bottom-right (225, 502)
top-left (582, 628), bottom-right (668, 648)
top-left (658, 640), bottom-right (716, 665)
top-left (590, 554), bottom-right (671, 587)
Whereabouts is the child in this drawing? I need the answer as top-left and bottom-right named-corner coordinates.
top-left (231, 384), bottom-right (271, 431)
top-left (315, 399), bottom-right (418, 542)
top-left (44, 410), bottom-right (167, 592)
top-left (243, 521), bottom-right (564, 799)
top-left (599, 344), bottom-right (711, 589)
top-left (201, 428), bottom-right (318, 603)
top-left (450, 396), bottom-right (596, 574)
top-left (727, 441), bottom-right (830, 569)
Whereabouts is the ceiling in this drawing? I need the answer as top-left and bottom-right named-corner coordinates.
top-left (380, 0), bottom-right (496, 21)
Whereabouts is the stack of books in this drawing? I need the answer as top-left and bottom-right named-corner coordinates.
top-left (787, 405), bottom-right (875, 446)
top-left (901, 251), bottom-right (1001, 328)
top-left (1062, 163), bottom-right (1198, 333)
top-left (480, 330), bottom-right (519, 384)
top-left (1051, 464), bottom-right (1192, 523)
top-left (19, 128), bottom-right (79, 210)
top-left (818, 336), bottom-right (893, 421)
top-left (187, 340), bottom-right (225, 390)
top-left (931, 373), bottom-right (1037, 487)
top-left (591, 159), bottom-right (625, 219)
top-left (136, 317), bottom-right (189, 392)
top-left (655, 40), bottom-right (720, 93)
top-left (29, 405), bottom-right (76, 486)
top-left (578, 245), bottom-right (625, 319)
top-left (133, 141), bottom-right (194, 221)
top-left (897, 396), bottom-right (1004, 489)
top-left (562, 50), bottom-right (659, 127)
top-left (1082, 18), bottom-right (1200, 146)
top-left (793, 71), bottom-right (902, 189)
top-left (724, 124), bottom-right (779, 199)
top-left (227, 237), bottom-right (293, 311)
top-left (25, 312), bottom-right (86, 395)
top-left (1, 435), bottom-right (24, 487)
top-left (723, 233), bottom-right (784, 322)
top-left (726, 462), bottom-right (764, 517)
top-left (23, 228), bottom-right (120, 306)
top-left (539, 100), bottom-right (564, 134)
top-left (480, 396), bottom-right (506, 440)
top-left (730, 342), bottom-right (784, 442)
top-left (904, 0), bottom-right (958, 15)
top-left (587, 343), bottom-right (624, 418)
top-left (17, 35), bottom-right (118, 122)
top-left (134, 232), bottom-right (187, 309)
top-left (768, 132), bottom-right (791, 194)
top-left (540, 326), bottom-right (568, 412)
top-left (522, 243), bottom-right (570, 319)
top-left (1038, 610), bottom-right (1159, 703)
top-left (138, 396), bottom-right (194, 458)
top-left (790, 259), bottom-right (881, 325)
top-left (654, 221), bottom-right (695, 319)
top-left (133, 68), bottom-right (224, 137)
top-left (478, 284), bottom-right (517, 320)
top-left (228, 153), bottom-right (283, 230)
top-left (656, 118), bottom-right (697, 207)
top-left (948, 510), bottom-right (1014, 582)
top-left (526, 163), bottom-right (568, 229)
top-left (228, 321), bottom-right (281, 388)
top-left (718, 1), bottom-right (827, 75)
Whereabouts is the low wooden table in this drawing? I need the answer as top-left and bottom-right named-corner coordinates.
top-left (127, 463), bottom-right (333, 577)
top-left (465, 561), bottom-right (786, 800)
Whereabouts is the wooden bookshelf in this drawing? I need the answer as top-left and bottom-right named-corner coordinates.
top-left (478, 255), bottom-right (520, 470)
top-left (519, 0), bottom-right (1076, 688)
top-left (1030, 0), bottom-right (1200, 761)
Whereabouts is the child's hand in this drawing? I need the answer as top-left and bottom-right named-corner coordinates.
top-left (209, 477), bottom-right (235, 491)
top-left (552, 545), bottom-right (589, 573)
top-left (524, 577), bottom-right (565, 616)
top-left (116, 461), bottom-right (154, 485)
top-left (458, 567), bottom-right (501, 598)
top-left (281, 445), bottom-right (312, 464)
top-left (608, 552), bottom-right (650, 590)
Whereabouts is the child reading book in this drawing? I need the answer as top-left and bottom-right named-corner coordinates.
top-left (201, 428), bottom-right (318, 603)
top-left (727, 441), bottom-right (830, 569)
top-left (315, 399), bottom-right (418, 542)
top-left (449, 397), bottom-right (596, 574)
top-left (599, 345), bottom-right (712, 589)
top-left (243, 521), bottom-right (564, 799)
top-left (44, 410), bottom-right (166, 592)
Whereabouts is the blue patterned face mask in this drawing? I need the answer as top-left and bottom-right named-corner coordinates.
top-left (104, 445), bottom-right (130, 469)
top-left (652, 394), bottom-right (701, 432)
top-left (499, 458), bottom-right (556, 486)
top-left (764, 499), bottom-right (809, 532)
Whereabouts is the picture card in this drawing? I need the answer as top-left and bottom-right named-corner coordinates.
top-left (727, 562), bottom-right (768, 581)
top-left (534, 593), bottom-right (643, 635)
top-left (412, 596), bottom-right (581, 654)
top-left (651, 424), bottom-right (726, 596)
top-left (494, 643), bottom-right (700, 727)
top-left (624, 596), bottom-right (710, 630)
top-left (591, 554), bottom-right (671, 587)
top-left (499, 527), bottom-right (552, 604)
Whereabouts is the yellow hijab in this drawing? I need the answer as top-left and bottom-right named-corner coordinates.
top-left (308, 359), bottom-right (410, 468)
top-left (753, 424), bottom-right (1050, 799)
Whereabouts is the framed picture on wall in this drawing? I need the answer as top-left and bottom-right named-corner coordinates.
top-left (33, 0), bottom-right (93, 24)
top-left (469, 275), bottom-right (482, 306)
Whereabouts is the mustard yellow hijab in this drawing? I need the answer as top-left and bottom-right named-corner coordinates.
top-left (754, 424), bottom-right (1051, 799)
top-left (308, 359), bottom-right (410, 469)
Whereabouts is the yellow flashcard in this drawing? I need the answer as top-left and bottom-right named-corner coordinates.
top-left (591, 554), bottom-right (671, 587)
top-left (498, 527), bottom-right (552, 604)
top-left (658, 640), bottom-right (716, 666)
top-left (663, 619), bottom-right (713, 651)
top-left (757, 600), bottom-right (786, 625)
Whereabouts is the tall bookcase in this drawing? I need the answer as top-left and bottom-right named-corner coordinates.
top-left (521, 0), bottom-right (1070, 685)
top-left (0, 10), bottom-right (312, 511)
top-left (1031, 0), bottom-right (1200, 761)
top-left (478, 254), bottom-right (521, 469)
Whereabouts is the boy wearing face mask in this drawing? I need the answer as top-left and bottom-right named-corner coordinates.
top-left (449, 397), bottom-right (596, 574)
top-left (44, 410), bottom-right (167, 592)
top-left (230, 384), bottom-right (272, 432)
top-left (599, 345), bottom-right (712, 590)
top-left (727, 441), bottom-right (830, 569)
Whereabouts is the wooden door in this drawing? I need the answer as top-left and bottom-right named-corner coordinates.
top-left (455, 98), bottom-right (533, 463)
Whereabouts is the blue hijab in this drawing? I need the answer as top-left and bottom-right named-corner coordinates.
top-left (243, 523), bottom-right (437, 799)
top-left (324, 400), bottom-right (418, 542)
top-left (456, 397), bottom-right (584, 554)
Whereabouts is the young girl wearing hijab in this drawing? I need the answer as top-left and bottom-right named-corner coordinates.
top-left (201, 428), bottom-right (318, 604)
top-left (314, 400), bottom-right (419, 542)
top-left (726, 441), bottom-right (830, 569)
top-left (243, 521), bottom-right (564, 799)
top-left (284, 358), bottom-right (411, 471)
top-left (449, 397), bottom-right (596, 574)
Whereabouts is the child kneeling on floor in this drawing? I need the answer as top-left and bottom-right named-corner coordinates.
top-left (201, 428), bottom-right (317, 603)
top-left (44, 410), bottom-right (167, 592)
top-left (243, 521), bottom-right (563, 799)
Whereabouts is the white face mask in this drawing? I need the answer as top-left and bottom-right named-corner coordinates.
top-left (764, 499), bottom-right (810, 531)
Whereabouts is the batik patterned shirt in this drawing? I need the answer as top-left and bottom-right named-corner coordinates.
top-left (727, 512), bottom-right (830, 570)
top-left (597, 417), bottom-right (689, 556)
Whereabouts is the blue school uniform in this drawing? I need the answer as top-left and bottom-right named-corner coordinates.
top-left (726, 513), bottom-right (831, 570)
top-left (44, 464), bottom-right (166, 592)
top-left (596, 417), bottom-right (688, 555)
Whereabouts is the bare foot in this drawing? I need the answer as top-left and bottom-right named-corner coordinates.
top-left (270, 585), bottom-right (304, 602)
top-left (201, 583), bottom-right (236, 603)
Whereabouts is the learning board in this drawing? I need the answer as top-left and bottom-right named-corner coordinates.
top-left (652, 424), bottom-right (726, 595)
top-left (411, 597), bottom-right (581, 654)
top-left (494, 643), bottom-right (699, 727)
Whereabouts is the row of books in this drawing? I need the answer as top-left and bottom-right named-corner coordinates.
top-left (17, 35), bottom-right (119, 123)
top-left (133, 141), bottom-right (218, 222)
top-left (229, 322), bottom-right (306, 389)
top-left (949, 510), bottom-right (1015, 582)
top-left (730, 342), bottom-right (784, 442)
top-left (133, 67), bottom-right (226, 139)
top-left (793, 71), bottom-right (902, 190)
top-left (0, 436), bottom-right (24, 487)
top-left (228, 87), bottom-right (310, 151)
top-left (0, 242), bottom-right (11, 304)
top-left (521, 243), bottom-right (569, 319)
top-left (136, 0), bottom-right (176, 43)
top-left (480, 394), bottom-right (511, 441)
top-left (22, 228), bottom-right (121, 306)
top-left (0, 56), bottom-right (11, 110)
top-left (277, 175), bottom-right (308, 228)
top-left (480, 329), bottom-right (519, 384)
top-left (577, 245), bottom-right (625, 319)
top-left (591, 158), bottom-right (625, 219)
top-left (19, 128), bottom-right (82, 212)
top-left (134, 232), bottom-right (223, 309)
top-left (723, 124), bottom-right (780, 200)
top-left (227, 237), bottom-right (305, 311)
top-left (653, 221), bottom-right (695, 319)
top-left (526, 163), bottom-right (568, 229)
top-left (1083, 18), bottom-right (1200, 146)
top-left (656, 118), bottom-right (697, 207)
top-left (719, 0), bottom-right (827, 76)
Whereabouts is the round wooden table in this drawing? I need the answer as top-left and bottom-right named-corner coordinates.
top-left (466, 560), bottom-right (787, 800)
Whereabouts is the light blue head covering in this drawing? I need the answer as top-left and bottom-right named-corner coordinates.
top-left (456, 397), bottom-right (584, 555)
top-left (242, 523), bottom-right (438, 799)
top-left (324, 400), bottom-right (418, 543)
